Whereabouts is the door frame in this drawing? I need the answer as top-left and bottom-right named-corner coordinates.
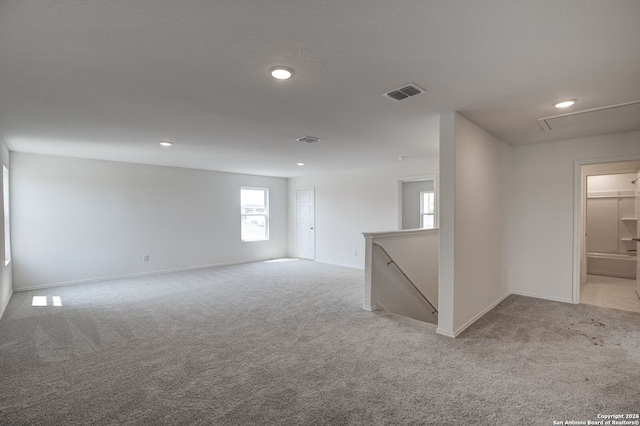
top-left (296, 187), bottom-right (316, 260)
top-left (572, 155), bottom-right (640, 304)
top-left (636, 170), bottom-right (640, 298)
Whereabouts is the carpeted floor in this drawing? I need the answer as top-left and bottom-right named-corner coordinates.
top-left (0, 260), bottom-right (639, 425)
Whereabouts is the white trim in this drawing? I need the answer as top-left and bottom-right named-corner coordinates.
top-left (362, 303), bottom-right (378, 312)
top-left (14, 259), bottom-right (273, 292)
top-left (435, 328), bottom-right (455, 338)
top-left (389, 286), bottom-right (595, 339)
top-left (510, 290), bottom-right (573, 304)
top-left (363, 236), bottom-right (374, 310)
top-left (587, 251), bottom-right (636, 259)
top-left (452, 291), bottom-right (511, 337)
top-left (3, 165), bottom-right (10, 266)
top-left (573, 154), bottom-right (640, 304)
top-left (587, 190), bottom-right (635, 198)
top-left (436, 291), bottom-right (510, 338)
top-left (313, 259), bottom-right (364, 270)
top-left (363, 228), bottom-right (438, 239)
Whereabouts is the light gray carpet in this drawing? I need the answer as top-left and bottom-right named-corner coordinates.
top-left (0, 260), bottom-right (639, 425)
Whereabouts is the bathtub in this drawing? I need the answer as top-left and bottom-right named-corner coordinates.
top-left (587, 252), bottom-right (637, 279)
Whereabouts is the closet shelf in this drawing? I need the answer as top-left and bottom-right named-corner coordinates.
top-left (621, 217), bottom-right (637, 221)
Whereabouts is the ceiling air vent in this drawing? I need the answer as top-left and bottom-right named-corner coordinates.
top-left (384, 84), bottom-right (425, 101)
top-left (296, 136), bottom-right (322, 144)
top-left (538, 100), bottom-right (640, 131)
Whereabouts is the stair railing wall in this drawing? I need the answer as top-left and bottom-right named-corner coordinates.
top-left (363, 228), bottom-right (439, 323)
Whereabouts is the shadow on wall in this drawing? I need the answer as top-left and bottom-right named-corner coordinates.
top-left (364, 229), bottom-right (438, 325)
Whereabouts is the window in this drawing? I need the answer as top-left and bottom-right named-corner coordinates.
top-left (3, 165), bottom-right (10, 265)
top-left (420, 191), bottom-right (435, 229)
top-left (241, 187), bottom-right (269, 241)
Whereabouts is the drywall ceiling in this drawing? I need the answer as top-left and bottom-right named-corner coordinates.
top-left (0, 1), bottom-right (639, 177)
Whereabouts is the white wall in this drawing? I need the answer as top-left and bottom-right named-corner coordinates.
top-left (438, 112), bottom-right (511, 337)
top-left (509, 130), bottom-right (640, 302)
top-left (371, 230), bottom-right (439, 309)
top-left (288, 158), bottom-right (439, 269)
top-left (0, 138), bottom-right (11, 319)
top-left (11, 153), bottom-right (288, 290)
top-left (370, 231), bottom-right (439, 324)
top-left (588, 173), bottom-right (637, 194)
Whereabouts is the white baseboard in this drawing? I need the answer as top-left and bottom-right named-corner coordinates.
top-left (454, 291), bottom-right (511, 337)
top-left (14, 259), bottom-right (272, 292)
top-left (435, 328), bottom-right (455, 338)
top-left (452, 290), bottom-right (512, 337)
top-left (362, 303), bottom-right (378, 312)
top-left (436, 290), bottom-right (511, 338)
top-left (430, 290), bottom-right (577, 339)
top-left (313, 259), bottom-right (364, 270)
top-left (510, 290), bottom-right (573, 304)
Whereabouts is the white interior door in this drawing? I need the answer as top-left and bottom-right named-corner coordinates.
top-left (296, 188), bottom-right (315, 260)
top-left (636, 170), bottom-right (640, 298)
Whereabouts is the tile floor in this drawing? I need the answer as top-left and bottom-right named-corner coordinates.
top-left (581, 274), bottom-right (640, 313)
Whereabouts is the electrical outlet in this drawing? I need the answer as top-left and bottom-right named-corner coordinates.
top-left (143, 254), bottom-right (149, 262)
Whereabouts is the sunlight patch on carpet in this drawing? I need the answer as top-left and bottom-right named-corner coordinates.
top-left (32, 296), bottom-right (47, 306)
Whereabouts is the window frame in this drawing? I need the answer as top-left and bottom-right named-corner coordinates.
top-left (240, 187), bottom-right (269, 242)
top-left (420, 190), bottom-right (436, 230)
top-left (3, 165), bottom-right (10, 265)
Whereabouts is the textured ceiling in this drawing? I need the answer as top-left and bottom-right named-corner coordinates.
top-left (0, 0), bottom-right (639, 177)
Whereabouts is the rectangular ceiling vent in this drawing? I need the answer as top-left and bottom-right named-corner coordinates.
top-left (384, 83), bottom-right (425, 101)
top-left (296, 136), bottom-right (322, 144)
top-left (538, 100), bottom-right (640, 131)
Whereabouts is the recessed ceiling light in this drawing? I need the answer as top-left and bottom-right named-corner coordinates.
top-left (554, 99), bottom-right (576, 109)
top-left (160, 140), bottom-right (173, 147)
top-left (270, 66), bottom-right (293, 80)
top-left (296, 162), bottom-right (305, 166)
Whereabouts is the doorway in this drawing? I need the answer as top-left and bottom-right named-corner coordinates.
top-left (399, 175), bottom-right (437, 230)
top-left (296, 188), bottom-right (315, 260)
top-left (576, 159), bottom-right (640, 313)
